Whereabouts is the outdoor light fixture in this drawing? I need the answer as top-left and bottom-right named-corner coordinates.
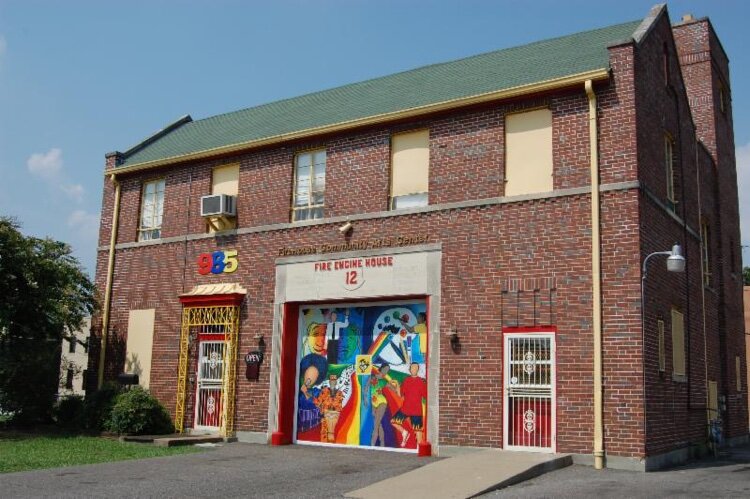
top-left (666, 244), bottom-right (686, 273)
top-left (449, 326), bottom-right (460, 354)
top-left (338, 221), bottom-right (353, 234)
top-left (639, 243), bottom-right (686, 451)
top-left (643, 243), bottom-right (685, 280)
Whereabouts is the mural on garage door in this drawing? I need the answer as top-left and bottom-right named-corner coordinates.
top-left (296, 302), bottom-right (428, 451)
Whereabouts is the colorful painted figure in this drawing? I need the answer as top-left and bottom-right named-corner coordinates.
top-left (391, 362), bottom-right (428, 447)
top-left (304, 322), bottom-right (327, 356)
top-left (369, 364), bottom-right (393, 447)
top-left (325, 310), bottom-right (349, 365)
top-left (297, 354), bottom-right (328, 434)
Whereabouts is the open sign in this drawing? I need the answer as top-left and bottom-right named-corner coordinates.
top-left (245, 350), bottom-right (264, 381)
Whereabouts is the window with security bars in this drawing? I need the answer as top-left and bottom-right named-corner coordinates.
top-left (292, 150), bottom-right (325, 221)
top-left (138, 179), bottom-right (165, 241)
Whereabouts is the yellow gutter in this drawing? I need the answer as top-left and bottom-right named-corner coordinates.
top-left (97, 174), bottom-right (121, 388)
top-left (585, 79), bottom-right (605, 469)
top-left (107, 68), bottom-right (610, 176)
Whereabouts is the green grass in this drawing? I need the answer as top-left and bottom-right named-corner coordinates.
top-left (0, 433), bottom-right (201, 473)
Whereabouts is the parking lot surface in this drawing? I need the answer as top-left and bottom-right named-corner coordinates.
top-left (1, 442), bottom-right (437, 498)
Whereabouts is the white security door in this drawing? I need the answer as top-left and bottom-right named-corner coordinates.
top-left (194, 341), bottom-right (225, 430)
top-left (503, 333), bottom-right (555, 451)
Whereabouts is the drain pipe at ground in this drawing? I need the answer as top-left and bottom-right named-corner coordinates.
top-left (97, 174), bottom-right (121, 388)
top-left (585, 79), bottom-right (605, 470)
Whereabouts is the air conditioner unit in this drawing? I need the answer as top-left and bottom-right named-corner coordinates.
top-left (201, 194), bottom-right (236, 218)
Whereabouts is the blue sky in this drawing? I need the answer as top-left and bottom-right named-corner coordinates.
top-left (0, 0), bottom-right (748, 276)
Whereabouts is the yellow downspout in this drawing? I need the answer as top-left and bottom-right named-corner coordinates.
top-left (585, 80), bottom-right (605, 469)
top-left (97, 174), bottom-right (121, 388)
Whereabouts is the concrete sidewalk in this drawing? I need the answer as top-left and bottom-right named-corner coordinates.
top-left (345, 449), bottom-right (572, 499)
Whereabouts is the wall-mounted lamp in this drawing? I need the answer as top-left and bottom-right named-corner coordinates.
top-left (449, 325), bottom-right (461, 354)
top-left (338, 221), bottom-right (353, 234)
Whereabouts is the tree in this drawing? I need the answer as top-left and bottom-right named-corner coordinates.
top-left (0, 217), bottom-right (98, 423)
top-left (743, 266), bottom-right (750, 286)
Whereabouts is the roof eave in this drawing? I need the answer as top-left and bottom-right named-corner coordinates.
top-left (107, 67), bottom-right (610, 177)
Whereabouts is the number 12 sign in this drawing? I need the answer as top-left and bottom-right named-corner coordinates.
top-left (197, 250), bottom-right (238, 275)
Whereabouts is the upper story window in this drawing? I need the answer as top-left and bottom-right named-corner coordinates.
top-left (665, 134), bottom-right (676, 211)
top-left (504, 108), bottom-right (553, 197)
top-left (209, 163), bottom-right (239, 232)
top-left (390, 129), bottom-right (429, 210)
top-left (701, 219), bottom-right (711, 287)
top-left (292, 150), bottom-right (325, 221)
top-left (138, 179), bottom-right (165, 241)
top-left (68, 338), bottom-right (76, 354)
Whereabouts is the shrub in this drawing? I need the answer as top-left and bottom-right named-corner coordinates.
top-left (54, 395), bottom-right (84, 427)
top-left (81, 383), bottom-right (121, 431)
top-left (107, 387), bottom-right (174, 435)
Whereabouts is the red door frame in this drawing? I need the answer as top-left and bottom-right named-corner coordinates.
top-left (501, 325), bottom-right (558, 451)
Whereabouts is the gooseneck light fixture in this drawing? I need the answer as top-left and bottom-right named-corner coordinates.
top-left (641, 243), bottom-right (686, 333)
top-left (640, 243), bottom-right (685, 457)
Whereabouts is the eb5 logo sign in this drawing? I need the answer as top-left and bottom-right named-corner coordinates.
top-left (197, 250), bottom-right (238, 275)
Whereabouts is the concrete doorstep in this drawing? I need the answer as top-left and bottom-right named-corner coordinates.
top-left (119, 434), bottom-right (228, 447)
top-left (345, 449), bottom-right (572, 499)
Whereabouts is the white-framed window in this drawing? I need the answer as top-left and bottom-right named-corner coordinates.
top-left (138, 179), bottom-right (165, 241)
top-left (665, 135), bottom-right (676, 210)
top-left (292, 150), bottom-right (325, 221)
top-left (390, 129), bottom-right (429, 210)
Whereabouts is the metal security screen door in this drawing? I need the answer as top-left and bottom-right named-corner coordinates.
top-left (503, 333), bottom-right (556, 451)
top-left (195, 341), bottom-right (226, 430)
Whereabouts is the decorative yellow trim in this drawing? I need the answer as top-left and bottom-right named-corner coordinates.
top-left (108, 68), bottom-right (611, 176)
top-left (175, 305), bottom-right (240, 436)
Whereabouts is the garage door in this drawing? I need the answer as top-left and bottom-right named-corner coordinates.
top-left (295, 301), bottom-right (428, 451)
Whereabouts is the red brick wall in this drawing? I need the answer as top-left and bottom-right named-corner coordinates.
top-left (90, 10), bottom-right (746, 462)
top-left (673, 17), bottom-right (748, 441)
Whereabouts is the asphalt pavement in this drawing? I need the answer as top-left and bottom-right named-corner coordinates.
top-left (486, 445), bottom-right (750, 498)
top-left (0, 443), bottom-right (438, 498)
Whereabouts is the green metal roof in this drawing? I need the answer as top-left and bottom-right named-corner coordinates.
top-left (117, 20), bottom-right (640, 168)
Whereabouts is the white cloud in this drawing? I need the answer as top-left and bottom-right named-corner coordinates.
top-left (27, 148), bottom-right (63, 181)
top-left (61, 183), bottom-right (85, 202)
top-left (26, 148), bottom-right (85, 202)
top-left (67, 209), bottom-right (100, 242)
top-left (737, 142), bottom-right (750, 257)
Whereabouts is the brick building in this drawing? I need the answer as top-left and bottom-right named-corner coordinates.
top-left (91, 4), bottom-right (747, 470)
